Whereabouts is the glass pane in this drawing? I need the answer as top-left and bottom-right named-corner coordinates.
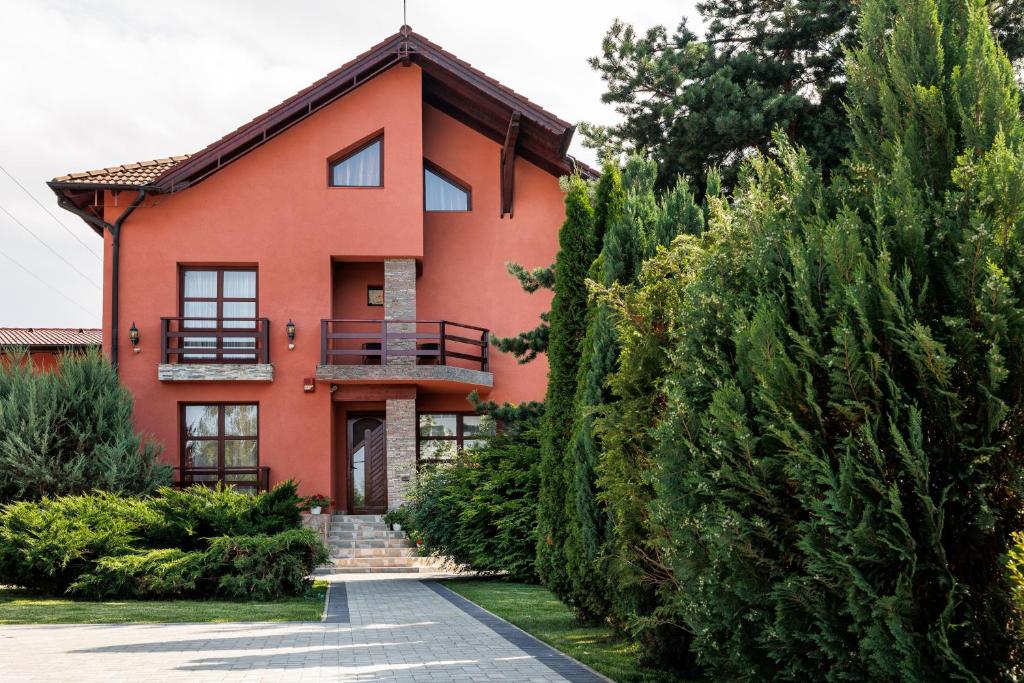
top-left (182, 335), bottom-right (217, 360)
top-left (351, 444), bottom-right (366, 507)
top-left (463, 415), bottom-right (496, 436)
top-left (418, 414), bottom-right (456, 437)
top-left (419, 439), bottom-right (458, 461)
top-left (462, 439), bottom-right (488, 452)
top-left (225, 440), bottom-right (257, 467)
top-left (223, 302), bottom-right (256, 328)
top-left (223, 270), bottom-right (256, 298)
top-left (425, 168), bottom-right (469, 211)
top-left (185, 439), bottom-right (218, 469)
top-left (331, 140), bottom-right (381, 187)
top-left (183, 301), bottom-right (217, 328)
top-left (224, 405), bottom-right (257, 436)
top-left (184, 405), bottom-right (220, 437)
top-left (183, 270), bottom-right (217, 298)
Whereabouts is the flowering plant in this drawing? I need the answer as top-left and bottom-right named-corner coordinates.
top-left (303, 494), bottom-right (331, 509)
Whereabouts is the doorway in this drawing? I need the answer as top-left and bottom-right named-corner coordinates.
top-left (348, 414), bottom-right (387, 514)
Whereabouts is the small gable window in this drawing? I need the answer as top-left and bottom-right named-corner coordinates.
top-left (424, 164), bottom-right (470, 212)
top-left (330, 136), bottom-right (382, 187)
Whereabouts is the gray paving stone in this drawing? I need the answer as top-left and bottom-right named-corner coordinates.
top-left (0, 577), bottom-right (575, 682)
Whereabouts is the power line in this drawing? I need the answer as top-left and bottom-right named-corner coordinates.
top-left (0, 202), bottom-right (101, 291)
top-left (0, 242), bottom-right (95, 317)
top-left (0, 164), bottom-right (102, 261)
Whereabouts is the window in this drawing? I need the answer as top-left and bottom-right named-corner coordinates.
top-left (181, 404), bottom-right (259, 491)
top-left (330, 136), bottom-right (382, 187)
top-left (367, 285), bottom-right (384, 306)
top-left (180, 267), bottom-right (258, 361)
top-left (424, 164), bottom-right (470, 211)
top-left (417, 413), bottom-right (496, 464)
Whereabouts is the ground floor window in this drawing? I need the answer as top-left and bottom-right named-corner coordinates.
top-left (181, 403), bottom-right (259, 491)
top-left (417, 412), bottom-right (496, 465)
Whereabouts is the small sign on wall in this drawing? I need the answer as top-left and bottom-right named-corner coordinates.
top-left (367, 285), bottom-right (384, 306)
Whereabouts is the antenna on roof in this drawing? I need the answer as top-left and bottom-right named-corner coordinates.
top-left (403, 0), bottom-right (407, 27)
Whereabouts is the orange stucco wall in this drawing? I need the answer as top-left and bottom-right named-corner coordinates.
top-left (101, 63), bottom-right (562, 502)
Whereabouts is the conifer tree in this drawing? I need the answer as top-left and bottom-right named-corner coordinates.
top-left (627, 0), bottom-right (1024, 678)
top-left (536, 175), bottom-right (595, 596)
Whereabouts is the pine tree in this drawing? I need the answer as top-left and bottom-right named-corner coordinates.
top-left (628, 0), bottom-right (1024, 678)
top-left (536, 175), bottom-right (595, 597)
top-left (583, 0), bottom-right (1024, 193)
top-left (0, 349), bottom-right (169, 502)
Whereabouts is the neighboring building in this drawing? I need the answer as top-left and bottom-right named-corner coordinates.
top-left (0, 327), bottom-right (101, 371)
top-left (48, 27), bottom-right (592, 509)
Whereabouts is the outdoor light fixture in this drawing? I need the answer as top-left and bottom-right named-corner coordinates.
top-left (128, 322), bottom-right (140, 353)
top-left (286, 319), bottom-right (296, 350)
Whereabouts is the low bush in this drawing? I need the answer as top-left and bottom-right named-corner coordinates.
top-left (0, 483), bottom-right (326, 600)
top-left (408, 426), bottom-right (541, 581)
top-left (209, 529), bottom-right (328, 600)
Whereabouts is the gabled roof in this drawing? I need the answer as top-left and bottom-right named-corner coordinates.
top-left (0, 327), bottom-right (101, 349)
top-left (50, 26), bottom-right (594, 199)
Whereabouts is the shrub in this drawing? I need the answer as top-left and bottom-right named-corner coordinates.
top-left (0, 348), bottom-right (169, 503)
top-left (208, 529), bottom-right (328, 600)
top-left (0, 483), bottom-right (325, 599)
top-left (70, 548), bottom-right (210, 599)
top-left (410, 427), bottom-right (541, 581)
top-left (0, 492), bottom-right (158, 594)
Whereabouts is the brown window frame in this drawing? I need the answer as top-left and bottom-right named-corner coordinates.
top-left (180, 402), bottom-right (260, 487)
top-left (327, 132), bottom-right (385, 188)
top-left (423, 160), bottom-right (472, 212)
top-left (416, 412), bottom-right (494, 465)
top-left (178, 266), bottom-right (259, 363)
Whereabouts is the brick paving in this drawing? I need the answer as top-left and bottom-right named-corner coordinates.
top-left (0, 576), bottom-right (603, 682)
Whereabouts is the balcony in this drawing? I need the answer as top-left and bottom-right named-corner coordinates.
top-left (316, 319), bottom-right (493, 388)
top-left (157, 317), bottom-right (273, 382)
top-left (173, 466), bottom-right (271, 493)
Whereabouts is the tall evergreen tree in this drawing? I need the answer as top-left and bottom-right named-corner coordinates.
top-left (536, 175), bottom-right (595, 597)
top-left (583, 0), bottom-right (1024, 193)
top-left (614, 0), bottom-right (1024, 677)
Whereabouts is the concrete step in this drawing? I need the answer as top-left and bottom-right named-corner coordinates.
top-left (332, 557), bottom-right (421, 568)
top-left (328, 530), bottom-right (406, 539)
top-left (313, 565), bottom-right (421, 575)
top-left (328, 537), bottom-right (412, 547)
top-left (331, 547), bottom-right (417, 559)
top-left (331, 514), bottom-right (383, 521)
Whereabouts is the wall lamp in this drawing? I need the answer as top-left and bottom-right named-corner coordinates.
top-left (128, 322), bottom-right (140, 353)
top-left (286, 319), bottom-right (296, 350)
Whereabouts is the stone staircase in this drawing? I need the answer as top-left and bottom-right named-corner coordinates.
top-left (321, 514), bottom-right (432, 574)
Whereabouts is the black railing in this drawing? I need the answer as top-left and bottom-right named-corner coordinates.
top-left (173, 466), bottom-right (270, 493)
top-left (161, 317), bottom-right (270, 364)
top-left (320, 319), bottom-right (489, 371)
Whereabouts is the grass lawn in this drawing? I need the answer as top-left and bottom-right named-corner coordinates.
top-left (0, 580), bottom-right (327, 624)
top-left (443, 579), bottom-right (684, 683)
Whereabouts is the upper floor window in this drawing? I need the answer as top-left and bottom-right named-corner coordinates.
top-left (181, 267), bottom-right (257, 361)
top-left (424, 163), bottom-right (470, 212)
top-left (330, 136), bottom-right (382, 187)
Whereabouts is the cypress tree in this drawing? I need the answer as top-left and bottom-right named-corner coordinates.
top-left (637, 0), bottom-right (1024, 678)
top-left (536, 175), bottom-right (595, 597)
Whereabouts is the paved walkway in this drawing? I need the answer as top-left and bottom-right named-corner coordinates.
top-left (0, 575), bottom-right (604, 682)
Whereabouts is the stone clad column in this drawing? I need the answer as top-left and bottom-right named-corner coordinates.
top-left (386, 395), bottom-right (417, 509)
top-left (384, 259), bottom-right (416, 366)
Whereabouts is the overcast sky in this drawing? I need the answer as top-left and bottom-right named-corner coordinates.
top-left (0, 0), bottom-right (699, 327)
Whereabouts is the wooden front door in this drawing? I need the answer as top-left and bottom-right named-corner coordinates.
top-left (348, 415), bottom-right (387, 514)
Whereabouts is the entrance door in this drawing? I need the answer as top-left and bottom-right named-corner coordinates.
top-left (348, 415), bottom-right (387, 514)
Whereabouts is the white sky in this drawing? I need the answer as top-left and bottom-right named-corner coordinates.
top-left (0, 0), bottom-right (700, 327)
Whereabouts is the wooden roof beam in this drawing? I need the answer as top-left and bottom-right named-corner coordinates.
top-left (500, 110), bottom-right (521, 218)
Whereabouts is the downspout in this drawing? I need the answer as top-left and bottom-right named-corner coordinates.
top-left (53, 189), bottom-right (148, 372)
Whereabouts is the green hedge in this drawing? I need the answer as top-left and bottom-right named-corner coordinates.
top-left (0, 482), bottom-right (327, 600)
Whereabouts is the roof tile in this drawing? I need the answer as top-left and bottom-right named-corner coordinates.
top-left (0, 327), bottom-right (102, 348)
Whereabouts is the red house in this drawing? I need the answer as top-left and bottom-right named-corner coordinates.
top-left (0, 328), bottom-right (101, 372)
top-left (49, 27), bottom-right (590, 512)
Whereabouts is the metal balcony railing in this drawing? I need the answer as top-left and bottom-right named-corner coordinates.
top-left (320, 319), bottom-right (489, 371)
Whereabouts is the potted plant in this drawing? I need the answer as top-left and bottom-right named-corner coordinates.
top-left (304, 494), bottom-right (331, 515)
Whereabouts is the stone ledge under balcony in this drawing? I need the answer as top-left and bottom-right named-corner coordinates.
top-left (315, 363), bottom-right (493, 388)
top-left (158, 363), bottom-right (274, 382)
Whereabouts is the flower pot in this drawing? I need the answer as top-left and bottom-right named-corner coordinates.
top-left (311, 506), bottom-right (322, 515)
top-left (392, 523), bottom-right (402, 532)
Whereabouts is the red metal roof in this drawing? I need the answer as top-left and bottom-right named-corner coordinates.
top-left (0, 327), bottom-right (101, 348)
